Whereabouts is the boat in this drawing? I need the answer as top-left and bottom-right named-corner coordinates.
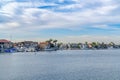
top-left (44, 47), bottom-right (58, 51)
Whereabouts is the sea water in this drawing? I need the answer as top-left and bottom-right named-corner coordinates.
top-left (0, 50), bottom-right (120, 80)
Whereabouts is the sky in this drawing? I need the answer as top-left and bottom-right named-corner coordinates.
top-left (0, 0), bottom-right (120, 43)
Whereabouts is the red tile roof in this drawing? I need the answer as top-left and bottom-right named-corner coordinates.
top-left (0, 39), bottom-right (10, 43)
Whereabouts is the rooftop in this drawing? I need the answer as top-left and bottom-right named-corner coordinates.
top-left (0, 39), bottom-right (10, 43)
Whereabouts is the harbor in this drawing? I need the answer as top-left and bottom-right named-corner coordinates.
top-left (0, 0), bottom-right (120, 80)
top-left (0, 39), bottom-right (120, 53)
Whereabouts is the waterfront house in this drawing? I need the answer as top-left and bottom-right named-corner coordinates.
top-left (39, 41), bottom-right (58, 51)
top-left (70, 43), bottom-right (80, 49)
top-left (39, 42), bottom-right (50, 50)
top-left (0, 39), bottom-right (13, 53)
top-left (14, 41), bottom-right (38, 52)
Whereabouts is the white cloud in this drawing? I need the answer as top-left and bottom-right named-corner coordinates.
top-left (95, 5), bottom-right (118, 15)
top-left (59, 3), bottom-right (83, 9)
top-left (0, 22), bottom-right (20, 29)
top-left (59, 0), bottom-right (64, 3)
top-left (92, 25), bottom-right (109, 29)
top-left (0, 0), bottom-right (120, 42)
top-left (0, 2), bottom-right (18, 16)
top-left (0, 0), bottom-right (119, 29)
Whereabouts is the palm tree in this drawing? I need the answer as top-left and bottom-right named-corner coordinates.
top-left (46, 39), bottom-right (53, 43)
top-left (53, 39), bottom-right (58, 46)
top-left (49, 39), bottom-right (53, 43)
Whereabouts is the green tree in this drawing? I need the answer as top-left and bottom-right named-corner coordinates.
top-left (92, 42), bottom-right (97, 47)
top-left (53, 39), bottom-right (58, 46)
top-left (46, 39), bottom-right (53, 43)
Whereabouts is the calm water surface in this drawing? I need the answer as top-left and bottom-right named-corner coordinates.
top-left (0, 50), bottom-right (120, 80)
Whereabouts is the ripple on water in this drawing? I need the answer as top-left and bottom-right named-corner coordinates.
top-left (0, 50), bottom-right (120, 80)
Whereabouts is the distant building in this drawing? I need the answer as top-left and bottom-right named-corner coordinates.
top-left (14, 41), bottom-right (38, 52)
top-left (22, 41), bottom-right (38, 48)
top-left (0, 39), bottom-right (13, 53)
top-left (39, 42), bottom-right (49, 50)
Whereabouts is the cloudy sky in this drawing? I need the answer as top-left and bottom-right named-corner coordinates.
top-left (0, 0), bottom-right (120, 43)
